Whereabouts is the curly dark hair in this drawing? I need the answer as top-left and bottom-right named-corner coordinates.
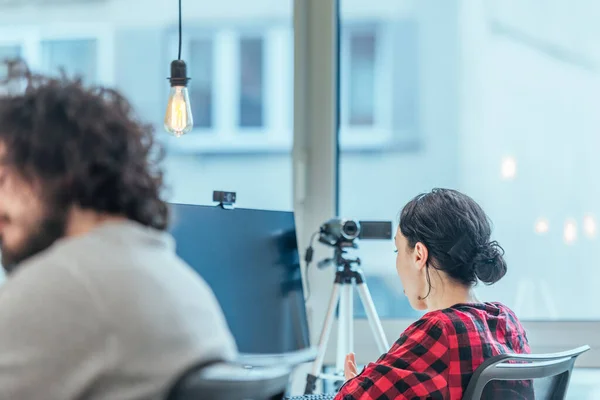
top-left (0, 59), bottom-right (168, 230)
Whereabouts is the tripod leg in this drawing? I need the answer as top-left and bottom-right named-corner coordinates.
top-left (356, 283), bottom-right (390, 354)
top-left (336, 285), bottom-right (351, 372)
top-left (304, 283), bottom-right (341, 394)
top-left (347, 283), bottom-right (354, 355)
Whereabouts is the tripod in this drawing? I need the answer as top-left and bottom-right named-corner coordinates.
top-left (304, 247), bottom-right (389, 395)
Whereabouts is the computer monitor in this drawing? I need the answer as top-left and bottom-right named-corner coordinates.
top-left (168, 203), bottom-right (311, 355)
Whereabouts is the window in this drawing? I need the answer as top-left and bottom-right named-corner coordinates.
top-left (0, 45), bottom-right (21, 61)
top-left (189, 38), bottom-right (214, 129)
top-left (0, 46), bottom-right (21, 83)
top-left (41, 39), bottom-right (97, 83)
top-left (165, 27), bottom-right (292, 153)
top-left (348, 31), bottom-right (376, 127)
top-left (0, 2), bottom-right (294, 212)
top-left (337, 1), bottom-right (600, 327)
top-left (0, 25), bottom-right (113, 87)
top-left (339, 21), bottom-right (419, 150)
top-left (300, 0), bottom-right (600, 377)
top-left (162, 22), bottom-right (293, 209)
top-left (239, 36), bottom-right (265, 128)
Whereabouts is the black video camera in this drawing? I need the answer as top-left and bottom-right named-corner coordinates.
top-left (318, 218), bottom-right (392, 248)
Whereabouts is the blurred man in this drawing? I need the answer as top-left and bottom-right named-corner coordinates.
top-left (0, 62), bottom-right (236, 399)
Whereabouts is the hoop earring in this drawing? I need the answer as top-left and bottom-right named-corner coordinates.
top-left (418, 264), bottom-right (433, 301)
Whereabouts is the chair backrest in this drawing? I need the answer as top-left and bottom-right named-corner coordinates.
top-left (165, 362), bottom-right (292, 400)
top-left (462, 345), bottom-right (590, 400)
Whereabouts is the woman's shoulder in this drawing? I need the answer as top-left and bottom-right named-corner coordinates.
top-left (404, 302), bottom-right (524, 337)
top-left (389, 312), bottom-right (449, 356)
top-left (449, 301), bottom-right (524, 328)
top-left (436, 301), bottom-right (520, 320)
top-left (391, 302), bottom-right (529, 364)
top-left (398, 311), bottom-right (449, 344)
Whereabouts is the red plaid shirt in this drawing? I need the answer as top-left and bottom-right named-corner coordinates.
top-left (335, 302), bottom-right (530, 400)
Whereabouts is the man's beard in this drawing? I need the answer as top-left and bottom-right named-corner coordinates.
top-left (1, 208), bottom-right (68, 274)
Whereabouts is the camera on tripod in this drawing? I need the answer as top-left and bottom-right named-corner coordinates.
top-left (318, 218), bottom-right (393, 248)
top-left (304, 217), bottom-right (393, 394)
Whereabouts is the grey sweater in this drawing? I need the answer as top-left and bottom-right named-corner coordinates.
top-left (0, 220), bottom-right (237, 399)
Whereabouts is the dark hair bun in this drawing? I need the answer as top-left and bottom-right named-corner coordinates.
top-left (472, 241), bottom-right (507, 285)
top-left (399, 189), bottom-right (507, 288)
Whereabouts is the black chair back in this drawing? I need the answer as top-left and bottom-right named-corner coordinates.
top-left (462, 345), bottom-right (590, 400)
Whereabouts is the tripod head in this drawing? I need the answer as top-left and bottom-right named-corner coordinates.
top-left (317, 245), bottom-right (361, 271)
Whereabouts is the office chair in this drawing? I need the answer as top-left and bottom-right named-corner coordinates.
top-left (165, 361), bottom-right (292, 400)
top-left (462, 345), bottom-right (591, 400)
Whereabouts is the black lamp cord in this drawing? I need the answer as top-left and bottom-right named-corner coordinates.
top-left (178, 0), bottom-right (182, 60)
top-left (304, 231), bottom-right (319, 302)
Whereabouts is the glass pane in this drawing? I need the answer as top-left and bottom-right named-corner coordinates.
top-left (0, 45), bottom-right (21, 62)
top-left (348, 30), bottom-right (376, 126)
top-left (239, 36), bottom-right (264, 128)
top-left (41, 39), bottom-right (97, 83)
top-left (189, 38), bottom-right (213, 129)
top-left (339, 1), bottom-right (599, 320)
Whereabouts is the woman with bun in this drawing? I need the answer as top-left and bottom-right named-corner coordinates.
top-left (336, 188), bottom-right (530, 399)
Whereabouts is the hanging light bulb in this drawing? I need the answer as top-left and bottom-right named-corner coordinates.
top-left (164, 0), bottom-right (193, 137)
top-left (164, 60), bottom-right (193, 137)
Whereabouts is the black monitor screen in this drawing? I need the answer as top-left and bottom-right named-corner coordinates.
top-left (168, 203), bottom-right (310, 355)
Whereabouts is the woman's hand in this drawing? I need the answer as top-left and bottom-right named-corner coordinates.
top-left (344, 352), bottom-right (358, 381)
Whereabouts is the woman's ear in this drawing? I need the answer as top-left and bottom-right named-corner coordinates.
top-left (413, 242), bottom-right (429, 271)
